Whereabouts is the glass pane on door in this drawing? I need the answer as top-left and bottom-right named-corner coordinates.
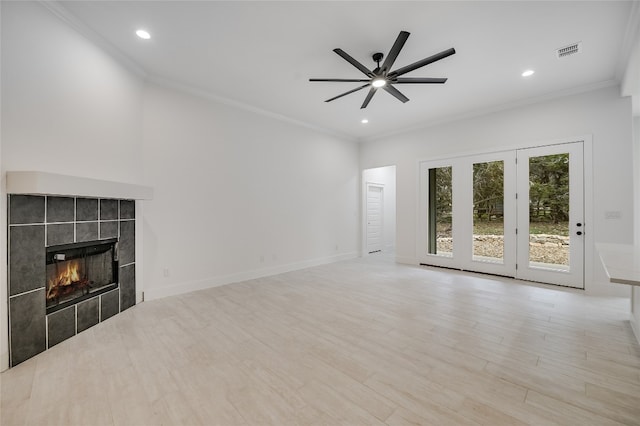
top-left (528, 153), bottom-right (570, 270)
top-left (473, 160), bottom-right (504, 263)
top-left (428, 166), bottom-right (453, 256)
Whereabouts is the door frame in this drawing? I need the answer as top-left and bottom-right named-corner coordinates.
top-left (416, 135), bottom-right (593, 288)
top-left (516, 141), bottom-right (584, 288)
top-left (363, 182), bottom-right (385, 256)
top-left (463, 150), bottom-right (517, 276)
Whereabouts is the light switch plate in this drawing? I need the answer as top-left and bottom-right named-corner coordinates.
top-left (605, 211), bottom-right (621, 220)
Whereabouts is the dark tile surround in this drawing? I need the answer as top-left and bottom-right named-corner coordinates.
top-left (77, 298), bottom-right (99, 333)
top-left (47, 306), bottom-right (76, 348)
top-left (9, 195), bottom-right (45, 225)
top-left (8, 195), bottom-right (137, 367)
top-left (76, 221), bottom-right (98, 242)
top-left (76, 198), bottom-right (98, 221)
top-left (100, 199), bottom-right (118, 220)
top-left (9, 225), bottom-right (45, 296)
top-left (120, 264), bottom-right (136, 311)
top-left (46, 196), bottom-right (74, 223)
top-left (99, 221), bottom-right (118, 239)
top-left (9, 289), bottom-right (46, 365)
top-left (100, 289), bottom-right (120, 321)
top-left (47, 223), bottom-right (74, 246)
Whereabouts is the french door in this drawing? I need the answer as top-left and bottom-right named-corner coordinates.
top-left (419, 141), bottom-right (584, 288)
top-left (515, 143), bottom-right (584, 287)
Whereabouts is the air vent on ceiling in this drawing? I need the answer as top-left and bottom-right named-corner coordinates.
top-left (556, 42), bottom-right (582, 59)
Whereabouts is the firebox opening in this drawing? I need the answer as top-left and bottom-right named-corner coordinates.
top-left (46, 238), bottom-right (119, 314)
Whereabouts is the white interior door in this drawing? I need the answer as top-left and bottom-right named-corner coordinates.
top-left (366, 184), bottom-right (384, 254)
top-left (516, 142), bottom-right (584, 288)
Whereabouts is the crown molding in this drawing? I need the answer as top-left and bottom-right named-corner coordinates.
top-left (364, 79), bottom-right (619, 143)
top-left (39, 1), bottom-right (356, 143)
top-left (147, 75), bottom-right (358, 143)
top-left (34, 1), bottom-right (633, 143)
top-left (616, 0), bottom-right (640, 80)
top-left (38, 1), bottom-right (148, 80)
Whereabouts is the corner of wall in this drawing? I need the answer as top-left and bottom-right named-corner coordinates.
top-left (0, 177), bottom-right (8, 372)
top-left (144, 251), bottom-right (359, 301)
top-left (634, 116), bottom-right (640, 247)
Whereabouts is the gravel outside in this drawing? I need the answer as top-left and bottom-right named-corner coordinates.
top-left (436, 234), bottom-right (570, 265)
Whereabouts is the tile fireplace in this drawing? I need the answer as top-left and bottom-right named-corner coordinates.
top-left (7, 195), bottom-right (136, 366)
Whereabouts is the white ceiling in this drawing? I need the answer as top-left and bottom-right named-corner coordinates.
top-left (58, 1), bottom-right (636, 141)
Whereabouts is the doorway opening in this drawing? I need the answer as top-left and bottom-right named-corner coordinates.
top-left (362, 165), bottom-right (396, 257)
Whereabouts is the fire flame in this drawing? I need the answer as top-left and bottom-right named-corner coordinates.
top-left (56, 260), bottom-right (81, 286)
top-left (47, 260), bottom-right (83, 300)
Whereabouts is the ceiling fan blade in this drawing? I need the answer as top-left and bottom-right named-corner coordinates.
top-left (325, 83), bottom-right (370, 102)
top-left (361, 87), bottom-right (377, 109)
top-left (392, 77), bottom-right (448, 84)
top-left (388, 48), bottom-right (456, 78)
top-left (310, 78), bottom-right (371, 82)
top-left (383, 85), bottom-right (409, 103)
top-left (381, 31), bottom-right (410, 74)
top-left (333, 48), bottom-right (374, 77)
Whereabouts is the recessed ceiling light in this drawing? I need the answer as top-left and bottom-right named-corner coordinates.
top-left (521, 69), bottom-right (535, 77)
top-left (136, 29), bottom-right (151, 40)
top-left (372, 78), bottom-right (386, 88)
top-left (361, 119), bottom-right (369, 124)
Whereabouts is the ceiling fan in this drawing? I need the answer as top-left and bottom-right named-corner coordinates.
top-left (310, 31), bottom-right (455, 109)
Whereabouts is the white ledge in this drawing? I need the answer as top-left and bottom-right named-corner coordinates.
top-left (596, 243), bottom-right (640, 286)
top-left (5, 171), bottom-right (153, 200)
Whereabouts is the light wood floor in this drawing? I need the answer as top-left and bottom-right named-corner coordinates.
top-left (2, 253), bottom-right (640, 425)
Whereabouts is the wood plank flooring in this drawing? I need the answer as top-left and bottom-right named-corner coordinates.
top-left (2, 253), bottom-right (640, 425)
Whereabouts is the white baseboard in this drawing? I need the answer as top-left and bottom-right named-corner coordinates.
top-left (144, 252), bottom-right (359, 300)
top-left (631, 311), bottom-right (640, 346)
top-left (0, 350), bottom-right (9, 372)
top-left (395, 256), bottom-right (418, 265)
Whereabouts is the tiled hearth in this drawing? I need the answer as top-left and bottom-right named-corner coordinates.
top-left (8, 195), bottom-right (136, 366)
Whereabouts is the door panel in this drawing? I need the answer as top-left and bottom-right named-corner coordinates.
top-left (419, 159), bottom-right (456, 268)
top-left (473, 160), bottom-right (505, 262)
top-left (465, 151), bottom-right (516, 276)
top-left (516, 142), bottom-right (584, 288)
top-left (366, 185), bottom-right (383, 254)
top-left (419, 152), bottom-right (516, 276)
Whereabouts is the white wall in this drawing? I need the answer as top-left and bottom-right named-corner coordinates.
top-left (0, 2), bottom-right (145, 370)
top-left (632, 116), bottom-right (640, 340)
top-left (361, 86), bottom-right (634, 297)
top-left (0, 1), bottom-right (360, 371)
top-left (141, 83), bottom-right (359, 299)
top-left (634, 116), bottom-right (640, 247)
top-left (362, 165), bottom-right (396, 253)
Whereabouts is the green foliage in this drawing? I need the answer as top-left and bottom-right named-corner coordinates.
top-left (529, 154), bottom-right (569, 224)
top-left (473, 161), bottom-right (504, 221)
top-left (432, 154), bottom-right (570, 225)
top-left (434, 166), bottom-right (452, 223)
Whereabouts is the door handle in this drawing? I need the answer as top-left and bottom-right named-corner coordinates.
top-left (576, 231), bottom-right (583, 236)
top-left (576, 223), bottom-right (582, 227)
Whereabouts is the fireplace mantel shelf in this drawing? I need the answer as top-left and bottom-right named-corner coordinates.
top-left (6, 171), bottom-right (153, 200)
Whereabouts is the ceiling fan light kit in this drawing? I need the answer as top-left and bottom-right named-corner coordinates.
top-left (310, 31), bottom-right (455, 109)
